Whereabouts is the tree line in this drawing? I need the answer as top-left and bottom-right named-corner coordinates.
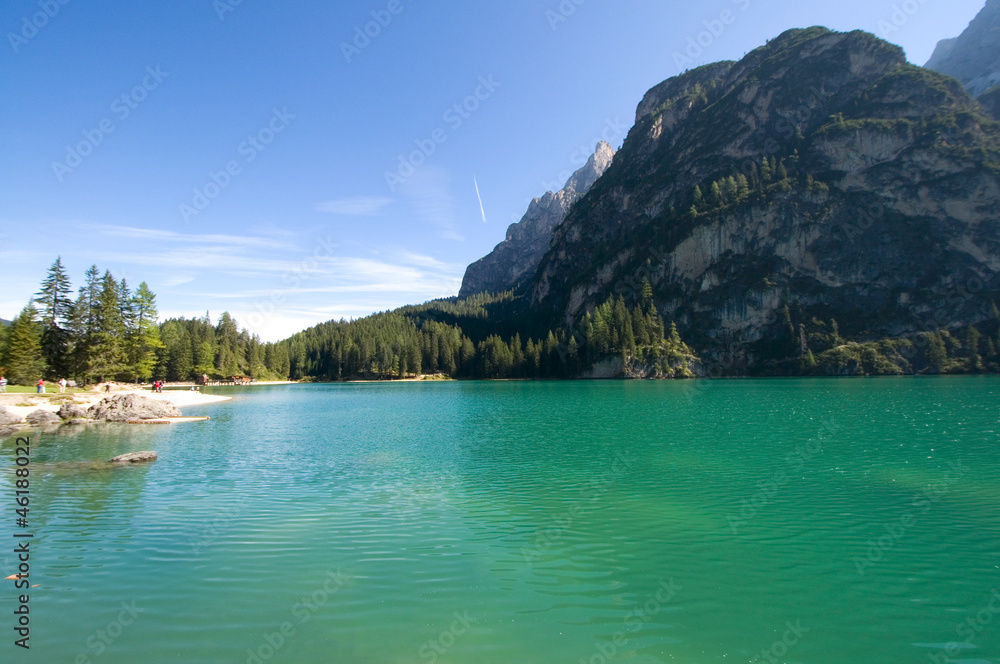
top-left (0, 259), bottom-right (699, 386)
top-left (0, 259), bottom-right (288, 385)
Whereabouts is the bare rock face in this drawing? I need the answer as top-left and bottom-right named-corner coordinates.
top-left (57, 403), bottom-right (90, 420)
top-left (88, 395), bottom-right (181, 422)
top-left (26, 410), bottom-right (62, 426)
top-left (459, 141), bottom-right (616, 298)
top-left (926, 0), bottom-right (1000, 97)
top-left (0, 407), bottom-right (21, 426)
top-left (528, 27), bottom-right (1000, 371)
top-left (110, 451), bottom-right (158, 464)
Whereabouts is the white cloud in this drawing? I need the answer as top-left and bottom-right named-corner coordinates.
top-left (316, 196), bottom-right (393, 216)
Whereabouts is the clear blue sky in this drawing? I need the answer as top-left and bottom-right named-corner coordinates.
top-left (0, 0), bottom-right (988, 341)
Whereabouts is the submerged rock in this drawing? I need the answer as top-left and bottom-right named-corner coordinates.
top-left (88, 395), bottom-right (181, 422)
top-left (26, 410), bottom-right (62, 426)
top-left (0, 426), bottom-right (17, 437)
top-left (110, 451), bottom-right (158, 464)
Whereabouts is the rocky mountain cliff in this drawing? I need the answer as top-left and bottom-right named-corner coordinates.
top-left (528, 27), bottom-right (1000, 372)
top-left (459, 142), bottom-right (615, 298)
top-left (926, 0), bottom-right (1000, 97)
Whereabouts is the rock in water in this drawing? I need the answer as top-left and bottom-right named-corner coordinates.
top-left (88, 395), bottom-right (181, 422)
top-left (0, 406), bottom-right (21, 426)
top-left (110, 451), bottom-right (158, 464)
top-left (26, 410), bottom-right (62, 426)
top-left (57, 403), bottom-right (90, 420)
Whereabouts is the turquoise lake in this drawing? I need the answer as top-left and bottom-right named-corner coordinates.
top-left (2, 378), bottom-right (999, 663)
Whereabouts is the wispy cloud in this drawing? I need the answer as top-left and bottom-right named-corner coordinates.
top-left (399, 167), bottom-right (465, 242)
top-left (92, 224), bottom-right (298, 251)
top-left (316, 196), bottom-right (393, 216)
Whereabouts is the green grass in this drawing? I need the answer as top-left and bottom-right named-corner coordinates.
top-left (1, 384), bottom-right (83, 395)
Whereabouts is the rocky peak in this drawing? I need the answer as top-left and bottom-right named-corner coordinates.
top-left (528, 27), bottom-right (1000, 372)
top-left (925, 0), bottom-right (1000, 96)
top-left (458, 141), bottom-right (616, 298)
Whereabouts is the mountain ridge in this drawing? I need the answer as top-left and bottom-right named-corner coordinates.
top-left (458, 141), bottom-right (615, 298)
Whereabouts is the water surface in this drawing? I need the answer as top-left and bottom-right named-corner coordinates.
top-left (3, 378), bottom-right (999, 663)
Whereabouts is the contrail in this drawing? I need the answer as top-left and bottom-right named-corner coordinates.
top-left (473, 175), bottom-right (487, 223)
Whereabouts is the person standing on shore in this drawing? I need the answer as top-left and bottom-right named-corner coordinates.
top-left (58, 378), bottom-right (67, 393)
top-left (0, 376), bottom-right (7, 392)
top-left (37, 378), bottom-right (45, 394)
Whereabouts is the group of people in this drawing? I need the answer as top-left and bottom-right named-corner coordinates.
top-left (151, 380), bottom-right (164, 393)
top-left (34, 378), bottom-right (69, 394)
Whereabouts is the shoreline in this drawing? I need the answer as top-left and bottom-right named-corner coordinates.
top-left (0, 388), bottom-right (231, 420)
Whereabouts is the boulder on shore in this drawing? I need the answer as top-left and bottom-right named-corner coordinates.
top-left (110, 451), bottom-right (158, 464)
top-left (88, 395), bottom-right (181, 422)
top-left (26, 409), bottom-right (62, 426)
top-left (0, 406), bottom-right (22, 426)
top-left (57, 403), bottom-right (90, 420)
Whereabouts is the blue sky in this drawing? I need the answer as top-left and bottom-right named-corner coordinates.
top-left (0, 0), bottom-right (989, 341)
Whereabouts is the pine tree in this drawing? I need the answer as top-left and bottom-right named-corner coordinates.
top-left (35, 257), bottom-right (74, 378)
top-left (736, 173), bottom-right (750, 199)
top-left (89, 271), bottom-right (127, 380)
top-left (640, 277), bottom-right (653, 308)
top-left (761, 157), bottom-right (773, 183)
top-left (777, 160), bottom-right (788, 181)
top-left (710, 181), bottom-right (723, 206)
top-left (724, 176), bottom-right (739, 201)
top-left (692, 185), bottom-right (704, 209)
top-left (127, 282), bottom-right (162, 381)
top-left (3, 304), bottom-right (45, 385)
top-left (69, 265), bottom-right (102, 382)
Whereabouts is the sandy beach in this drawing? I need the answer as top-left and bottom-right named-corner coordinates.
top-left (0, 388), bottom-right (231, 420)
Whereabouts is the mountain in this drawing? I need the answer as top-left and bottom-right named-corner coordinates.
top-left (526, 27), bottom-right (1000, 373)
top-left (925, 0), bottom-right (1000, 97)
top-left (458, 141), bottom-right (615, 298)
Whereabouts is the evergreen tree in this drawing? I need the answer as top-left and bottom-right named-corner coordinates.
top-left (3, 304), bottom-right (45, 385)
top-left (127, 282), bottom-right (162, 381)
top-left (89, 271), bottom-right (127, 380)
top-left (736, 173), bottom-right (750, 199)
top-left (710, 181), bottom-right (723, 207)
top-left (35, 257), bottom-right (74, 378)
top-left (692, 185), bottom-right (704, 209)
